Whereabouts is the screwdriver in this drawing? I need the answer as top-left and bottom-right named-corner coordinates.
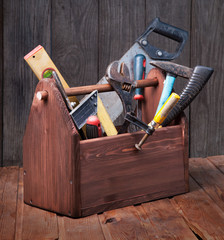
top-left (135, 93), bottom-right (180, 150)
top-left (133, 54), bottom-right (146, 121)
top-left (133, 54), bottom-right (146, 101)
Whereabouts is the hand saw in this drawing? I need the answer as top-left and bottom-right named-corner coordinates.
top-left (98, 17), bottom-right (188, 122)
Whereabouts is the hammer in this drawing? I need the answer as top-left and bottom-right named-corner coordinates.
top-left (149, 61), bottom-right (214, 126)
top-left (135, 62), bottom-right (213, 150)
top-left (152, 61), bottom-right (193, 114)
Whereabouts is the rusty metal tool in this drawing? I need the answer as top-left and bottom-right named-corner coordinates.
top-left (52, 71), bottom-right (87, 139)
top-left (131, 63), bottom-right (213, 149)
top-left (65, 77), bottom-right (158, 96)
top-left (147, 61), bottom-right (214, 127)
top-left (98, 17), bottom-right (188, 122)
top-left (106, 61), bottom-right (141, 133)
top-left (70, 90), bottom-right (98, 131)
top-left (52, 71), bottom-right (74, 111)
top-left (159, 64), bottom-right (214, 127)
top-left (151, 61), bottom-right (194, 114)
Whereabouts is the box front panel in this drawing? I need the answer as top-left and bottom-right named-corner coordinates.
top-left (80, 125), bottom-right (187, 215)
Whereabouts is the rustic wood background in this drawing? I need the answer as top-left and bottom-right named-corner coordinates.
top-left (0, 0), bottom-right (223, 166)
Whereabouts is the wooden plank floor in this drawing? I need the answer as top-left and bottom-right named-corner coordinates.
top-left (1, 156), bottom-right (224, 239)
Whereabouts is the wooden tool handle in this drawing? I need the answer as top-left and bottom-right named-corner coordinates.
top-left (135, 92), bottom-right (180, 151)
top-left (65, 77), bottom-right (158, 96)
top-left (36, 90), bottom-right (48, 101)
top-left (153, 92), bottom-right (180, 125)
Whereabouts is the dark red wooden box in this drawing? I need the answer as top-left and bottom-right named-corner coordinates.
top-left (23, 69), bottom-right (189, 218)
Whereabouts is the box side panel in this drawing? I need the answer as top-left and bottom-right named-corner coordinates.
top-left (181, 114), bottom-right (189, 192)
top-left (80, 125), bottom-right (187, 216)
top-left (23, 79), bottom-right (80, 217)
top-left (142, 68), bottom-right (165, 123)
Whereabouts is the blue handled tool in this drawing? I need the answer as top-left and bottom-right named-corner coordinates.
top-left (134, 54), bottom-right (146, 101)
top-left (155, 73), bottom-right (176, 114)
top-left (133, 54), bottom-right (146, 120)
top-left (150, 60), bottom-right (193, 114)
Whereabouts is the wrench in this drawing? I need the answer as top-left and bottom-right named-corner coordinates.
top-left (106, 61), bottom-right (140, 133)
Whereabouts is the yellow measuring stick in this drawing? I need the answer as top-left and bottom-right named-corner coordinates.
top-left (24, 45), bottom-right (117, 136)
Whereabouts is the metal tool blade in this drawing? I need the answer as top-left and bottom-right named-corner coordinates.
top-left (70, 90), bottom-right (98, 130)
top-left (98, 43), bottom-right (154, 123)
top-left (150, 61), bottom-right (193, 79)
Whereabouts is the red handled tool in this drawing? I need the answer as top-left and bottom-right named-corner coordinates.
top-left (86, 116), bottom-right (102, 139)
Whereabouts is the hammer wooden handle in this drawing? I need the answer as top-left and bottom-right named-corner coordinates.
top-left (65, 77), bottom-right (158, 96)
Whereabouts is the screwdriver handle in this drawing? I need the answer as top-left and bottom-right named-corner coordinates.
top-left (154, 92), bottom-right (180, 125)
top-left (134, 54), bottom-right (146, 100)
top-left (162, 66), bottom-right (214, 127)
top-left (135, 93), bottom-right (180, 150)
top-left (86, 116), bottom-right (102, 139)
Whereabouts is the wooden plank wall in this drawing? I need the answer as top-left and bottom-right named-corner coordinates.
top-left (0, 0), bottom-right (223, 166)
top-left (0, 0), bottom-right (3, 167)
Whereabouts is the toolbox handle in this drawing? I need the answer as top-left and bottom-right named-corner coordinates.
top-left (136, 18), bottom-right (188, 60)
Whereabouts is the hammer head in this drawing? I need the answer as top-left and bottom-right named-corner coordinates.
top-left (150, 61), bottom-right (193, 79)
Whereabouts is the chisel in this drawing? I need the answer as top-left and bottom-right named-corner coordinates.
top-left (135, 93), bottom-right (180, 150)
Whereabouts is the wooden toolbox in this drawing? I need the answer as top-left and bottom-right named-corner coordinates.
top-left (23, 69), bottom-right (189, 218)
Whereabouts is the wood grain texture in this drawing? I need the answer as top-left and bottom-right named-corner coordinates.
top-left (58, 215), bottom-right (105, 240)
top-left (1, 0), bottom-right (224, 166)
top-left (190, 0), bottom-right (224, 157)
top-left (208, 155), bottom-right (224, 173)
top-left (3, 0), bottom-right (51, 166)
top-left (23, 79), bottom-right (81, 217)
top-left (0, 167), bottom-right (19, 240)
top-left (15, 168), bottom-right (24, 240)
top-left (23, 67), bottom-right (188, 217)
top-left (172, 177), bottom-right (224, 239)
top-left (98, 206), bottom-right (150, 240)
top-left (142, 68), bottom-right (165, 123)
top-left (52, 0), bottom-right (98, 87)
top-left (145, 0), bottom-right (191, 114)
top-left (3, 157), bottom-right (224, 238)
top-left (0, 0), bottom-right (2, 167)
top-left (98, 0), bottom-right (145, 125)
top-left (190, 157), bottom-right (224, 212)
top-left (140, 199), bottom-right (197, 239)
top-left (98, 0), bottom-right (146, 79)
top-left (21, 205), bottom-right (58, 240)
top-left (80, 122), bottom-right (188, 216)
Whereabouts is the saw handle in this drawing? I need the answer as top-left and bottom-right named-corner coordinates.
top-left (137, 17), bottom-right (188, 60)
top-left (162, 66), bottom-right (214, 127)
